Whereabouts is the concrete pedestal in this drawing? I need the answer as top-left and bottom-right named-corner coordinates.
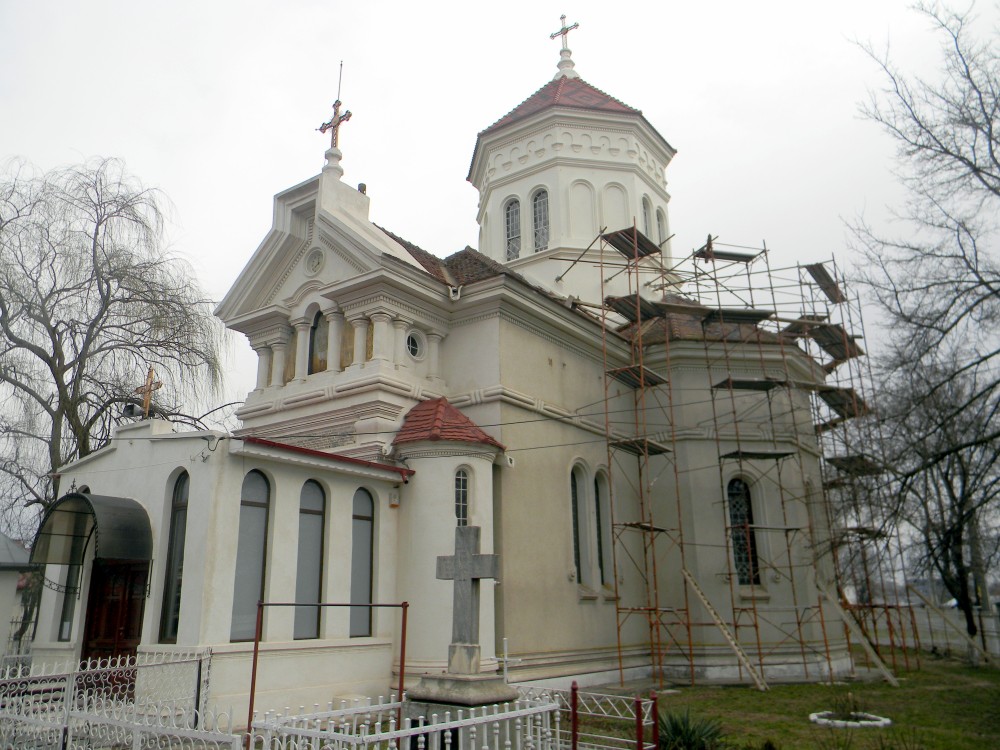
top-left (407, 672), bottom-right (518, 707)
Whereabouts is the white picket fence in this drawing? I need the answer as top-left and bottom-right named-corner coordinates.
top-left (250, 694), bottom-right (563, 750)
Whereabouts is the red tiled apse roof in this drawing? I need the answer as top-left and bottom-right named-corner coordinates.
top-left (394, 398), bottom-right (505, 450)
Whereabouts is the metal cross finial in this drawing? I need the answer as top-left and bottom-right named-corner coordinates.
top-left (134, 366), bottom-right (162, 419)
top-left (549, 14), bottom-right (579, 50)
top-left (319, 99), bottom-right (352, 149)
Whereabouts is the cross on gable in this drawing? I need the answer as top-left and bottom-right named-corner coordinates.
top-left (549, 14), bottom-right (579, 50)
top-left (319, 99), bottom-right (352, 149)
top-left (134, 366), bottom-right (162, 418)
top-left (436, 525), bottom-right (499, 646)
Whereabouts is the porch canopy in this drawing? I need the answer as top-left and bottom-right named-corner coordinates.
top-left (30, 492), bottom-right (153, 565)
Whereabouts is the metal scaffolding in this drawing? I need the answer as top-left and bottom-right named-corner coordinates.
top-left (585, 225), bottom-right (919, 687)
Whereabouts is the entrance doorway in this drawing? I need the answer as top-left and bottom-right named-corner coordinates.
top-left (81, 559), bottom-right (149, 662)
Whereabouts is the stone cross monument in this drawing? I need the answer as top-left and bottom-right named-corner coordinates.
top-left (408, 525), bottom-right (517, 706)
top-left (437, 526), bottom-right (498, 674)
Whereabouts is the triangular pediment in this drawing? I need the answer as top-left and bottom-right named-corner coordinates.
top-left (216, 170), bottom-right (422, 331)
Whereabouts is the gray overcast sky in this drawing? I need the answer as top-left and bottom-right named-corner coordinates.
top-left (1, 1), bottom-right (987, 403)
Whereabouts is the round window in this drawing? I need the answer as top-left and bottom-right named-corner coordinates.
top-left (406, 332), bottom-right (423, 358)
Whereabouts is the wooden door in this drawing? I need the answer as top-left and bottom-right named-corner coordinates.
top-left (81, 559), bottom-right (149, 663)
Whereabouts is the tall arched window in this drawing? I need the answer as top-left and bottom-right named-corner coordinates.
top-left (504, 199), bottom-right (521, 261)
top-left (641, 197), bottom-right (653, 238)
top-left (728, 479), bottom-right (761, 586)
top-left (295, 480), bottom-right (326, 639)
top-left (308, 312), bottom-right (329, 374)
top-left (532, 190), bottom-right (549, 252)
top-left (159, 471), bottom-right (189, 643)
top-left (231, 471), bottom-right (270, 641)
top-left (570, 467), bottom-right (591, 586)
top-left (455, 469), bottom-right (469, 526)
top-left (594, 473), bottom-right (612, 587)
top-left (656, 209), bottom-right (667, 247)
top-left (350, 488), bottom-right (375, 637)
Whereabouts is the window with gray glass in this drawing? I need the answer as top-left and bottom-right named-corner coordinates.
top-left (505, 199), bottom-right (521, 260)
top-left (294, 480), bottom-right (325, 639)
top-left (231, 471), bottom-right (270, 641)
top-left (594, 475), bottom-right (607, 586)
top-left (308, 311), bottom-right (329, 374)
top-left (159, 471), bottom-right (189, 643)
top-left (350, 488), bottom-right (375, 637)
top-left (455, 469), bottom-right (469, 526)
top-left (656, 208), bottom-right (667, 247)
top-left (532, 190), bottom-right (549, 252)
top-left (728, 479), bottom-right (761, 586)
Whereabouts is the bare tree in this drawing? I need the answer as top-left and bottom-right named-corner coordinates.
top-left (853, 2), bottom-right (1000, 459)
top-left (878, 366), bottom-right (1000, 639)
top-left (852, 2), bottom-right (1000, 647)
top-left (0, 158), bottom-right (224, 530)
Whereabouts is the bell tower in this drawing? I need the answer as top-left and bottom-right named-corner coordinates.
top-left (467, 18), bottom-right (677, 302)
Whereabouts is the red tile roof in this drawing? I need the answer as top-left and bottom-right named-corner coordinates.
top-left (394, 398), bottom-right (505, 450)
top-left (480, 76), bottom-right (641, 136)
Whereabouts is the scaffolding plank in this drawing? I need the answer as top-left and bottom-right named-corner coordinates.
top-left (713, 377), bottom-right (786, 392)
top-left (602, 227), bottom-right (661, 259)
top-left (807, 323), bottom-right (865, 361)
top-left (818, 387), bottom-right (870, 419)
top-left (816, 582), bottom-right (899, 686)
top-left (781, 314), bottom-right (828, 336)
top-left (659, 301), bottom-right (710, 320)
top-left (805, 263), bottom-right (847, 304)
top-left (607, 364), bottom-right (667, 389)
top-left (681, 568), bottom-right (768, 691)
top-left (604, 293), bottom-right (664, 323)
top-left (610, 437), bottom-right (672, 456)
top-left (693, 247), bottom-right (763, 263)
top-left (702, 307), bottom-right (775, 326)
top-left (720, 449), bottom-right (795, 460)
top-left (616, 521), bottom-right (670, 533)
top-left (825, 454), bottom-right (883, 475)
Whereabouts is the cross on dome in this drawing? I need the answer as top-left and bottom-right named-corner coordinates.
top-left (549, 14), bottom-right (580, 80)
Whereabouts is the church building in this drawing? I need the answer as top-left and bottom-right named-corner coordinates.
top-left (27, 25), bottom-right (857, 718)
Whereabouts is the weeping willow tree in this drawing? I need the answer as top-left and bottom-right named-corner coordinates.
top-left (0, 158), bottom-right (224, 531)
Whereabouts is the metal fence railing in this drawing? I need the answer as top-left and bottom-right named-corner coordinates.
top-left (0, 649), bottom-right (235, 748)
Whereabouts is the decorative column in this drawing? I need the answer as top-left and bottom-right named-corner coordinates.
top-left (370, 312), bottom-right (392, 362)
top-left (292, 319), bottom-right (311, 382)
top-left (350, 316), bottom-right (369, 368)
top-left (392, 318), bottom-right (409, 367)
top-left (270, 340), bottom-right (288, 387)
top-left (326, 310), bottom-right (344, 372)
top-left (253, 346), bottom-right (272, 390)
top-left (427, 332), bottom-right (444, 380)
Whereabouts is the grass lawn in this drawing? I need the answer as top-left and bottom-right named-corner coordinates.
top-left (653, 653), bottom-right (1000, 749)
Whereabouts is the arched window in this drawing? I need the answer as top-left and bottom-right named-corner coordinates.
top-left (350, 488), bottom-right (375, 637)
top-left (295, 480), bottom-right (326, 639)
top-left (159, 471), bottom-right (189, 643)
top-left (308, 312), bottom-right (329, 374)
top-left (455, 469), bottom-right (469, 527)
top-left (594, 473), bottom-right (612, 587)
top-left (570, 466), bottom-right (591, 586)
top-left (231, 471), bottom-right (270, 641)
top-left (728, 479), bottom-right (761, 586)
top-left (504, 199), bottom-right (521, 261)
top-left (641, 197), bottom-right (653, 238)
top-left (656, 209), bottom-right (667, 247)
top-left (532, 190), bottom-right (549, 252)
